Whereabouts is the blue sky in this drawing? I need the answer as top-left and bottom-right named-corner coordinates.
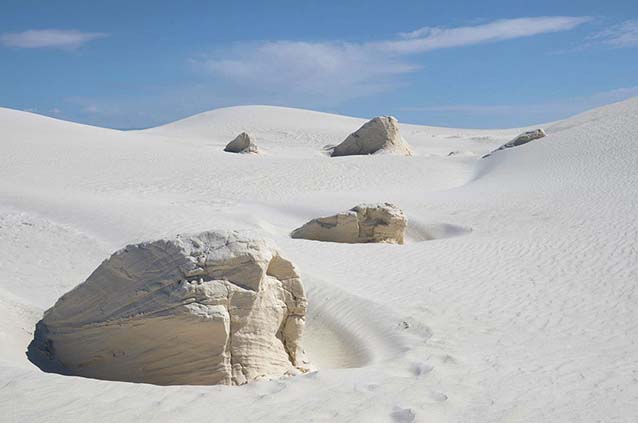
top-left (1, 0), bottom-right (637, 129)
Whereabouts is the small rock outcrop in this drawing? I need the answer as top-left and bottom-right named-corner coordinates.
top-left (291, 203), bottom-right (407, 244)
top-left (224, 132), bottom-right (259, 153)
top-left (482, 129), bottom-right (546, 158)
top-left (29, 231), bottom-right (308, 386)
top-left (331, 116), bottom-right (412, 157)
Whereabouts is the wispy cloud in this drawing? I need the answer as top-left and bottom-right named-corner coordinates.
top-left (588, 20), bottom-right (638, 48)
top-left (400, 86), bottom-right (638, 126)
top-left (383, 16), bottom-right (591, 54)
top-left (199, 41), bottom-right (418, 102)
top-left (196, 16), bottom-right (590, 104)
top-left (0, 29), bottom-right (107, 49)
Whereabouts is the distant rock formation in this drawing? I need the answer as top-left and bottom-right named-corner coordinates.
top-left (224, 132), bottom-right (259, 153)
top-left (291, 203), bottom-right (407, 244)
top-left (331, 116), bottom-right (412, 157)
top-left (482, 129), bottom-right (546, 158)
top-left (29, 230), bottom-right (309, 386)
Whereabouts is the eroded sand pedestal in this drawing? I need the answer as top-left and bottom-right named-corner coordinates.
top-left (29, 230), bottom-right (309, 386)
top-left (291, 203), bottom-right (407, 244)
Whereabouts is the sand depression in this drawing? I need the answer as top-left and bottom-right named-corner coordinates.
top-left (26, 228), bottom-right (407, 386)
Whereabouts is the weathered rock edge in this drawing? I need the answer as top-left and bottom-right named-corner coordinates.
top-left (330, 116), bottom-right (412, 157)
top-left (291, 203), bottom-right (407, 244)
top-left (482, 128), bottom-right (546, 158)
top-left (28, 230), bottom-right (309, 386)
top-left (224, 132), bottom-right (259, 154)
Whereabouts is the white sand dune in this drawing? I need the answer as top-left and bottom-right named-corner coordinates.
top-left (0, 98), bottom-right (637, 422)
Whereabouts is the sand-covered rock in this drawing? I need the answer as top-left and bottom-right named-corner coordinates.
top-left (291, 203), bottom-right (407, 244)
top-left (331, 116), bottom-right (412, 156)
top-left (483, 128), bottom-right (546, 157)
top-left (29, 230), bottom-right (308, 386)
top-left (224, 132), bottom-right (259, 153)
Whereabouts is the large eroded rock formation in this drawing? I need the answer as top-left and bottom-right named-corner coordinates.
top-left (291, 203), bottom-right (407, 244)
top-left (29, 231), bottom-right (308, 386)
top-left (331, 116), bottom-right (412, 157)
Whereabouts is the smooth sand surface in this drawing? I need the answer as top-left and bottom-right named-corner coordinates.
top-left (0, 99), bottom-right (637, 422)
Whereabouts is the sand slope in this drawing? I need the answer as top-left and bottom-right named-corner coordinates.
top-left (0, 99), bottom-right (637, 422)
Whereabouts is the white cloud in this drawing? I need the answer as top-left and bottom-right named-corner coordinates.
top-left (588, 20), bottom-right (638, 48)
top-left (196, 17), bottom-right (590, 104)
top-left (381, 16), bottom-right (591, 54)
top-left (400, 86), bottom-right (638, 124)
top-left (0, 29), bottom-right (107, 49)
top-left (84, 105), bottom-right (100, 113)
top-left (200, 41), bottom-right (417, 102)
